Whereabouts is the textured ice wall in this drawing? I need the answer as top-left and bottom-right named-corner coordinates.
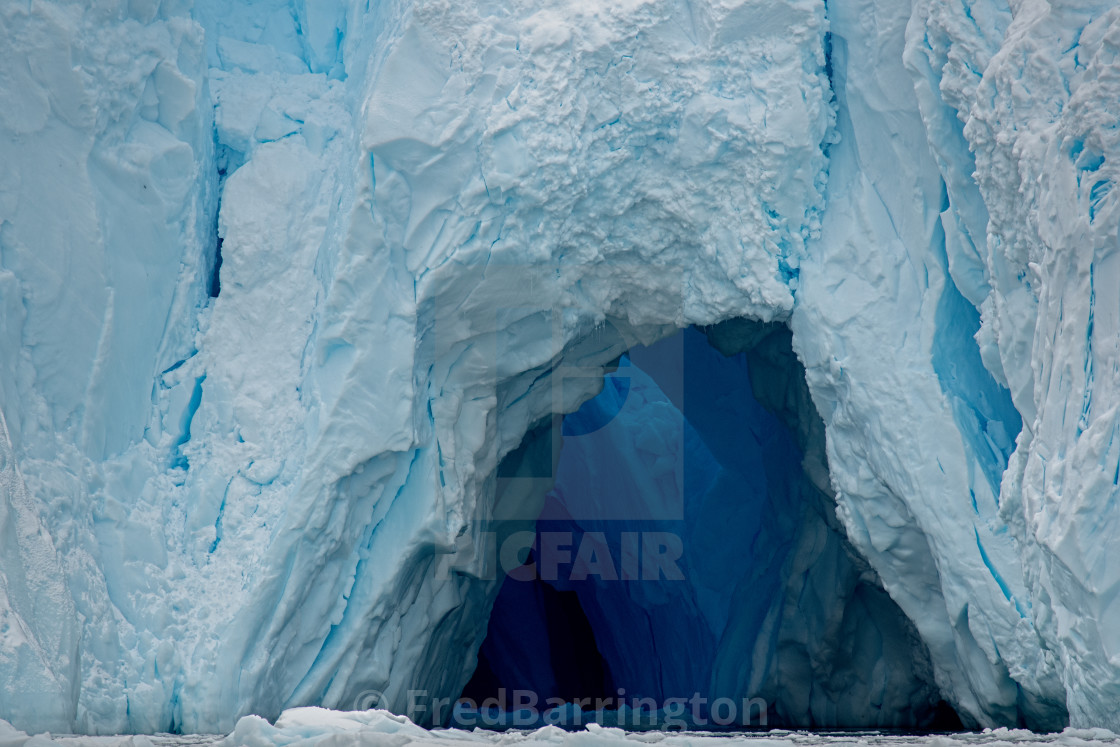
top-left (788, 0), bottom-right (1066, 730)
top-left (1, 0), bottom-right (832, 734)
top-left (0, 0), bottom-right (217, 732)
top-left (3, 0), bottom-right (1120, 735)
top-left (907, 0), bottom-right (1120, 730)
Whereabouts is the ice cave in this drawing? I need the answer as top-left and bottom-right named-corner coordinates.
top-left (456, 322), bottom-right (961, 730)
top-left (5, 0), bottom-right (1120, 742)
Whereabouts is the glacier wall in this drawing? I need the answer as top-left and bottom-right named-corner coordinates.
top-left (908, 0), bottom-right (1120, 728)
top-left (0, 0), bottom-right (1118, 735)
top-left (790, 0), bottom-right (1065, 729)
top-left (0, 0), bottom-right (218, 732)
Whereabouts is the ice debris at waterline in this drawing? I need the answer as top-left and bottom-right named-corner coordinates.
top-left (3, 0), bottom-right (1120, 736)
top-left (6, 712), bottom-right (1120, 747)
top-left (226, 711), bottom-right (1120, 747)
top-left (216, 711), bottom-right (1120, 747)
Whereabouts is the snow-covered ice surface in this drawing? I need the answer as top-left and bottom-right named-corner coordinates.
top-left (214, 710), bottom-right (1120, 747)
top-left (9, 712), bottom-right (1120, 747)
top-left (3, 711), bottom-right (1120, 747)
top-left (3, 0), bottom-right (1120, 737)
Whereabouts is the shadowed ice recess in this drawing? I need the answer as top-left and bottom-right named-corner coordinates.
top-left (464, 324), bottom-right (956, 730)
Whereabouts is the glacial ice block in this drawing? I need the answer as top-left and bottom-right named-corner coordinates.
top-left (4, 0), bottom-right (1120, 734)
top-left (1, 0), bottom-right (832, 733)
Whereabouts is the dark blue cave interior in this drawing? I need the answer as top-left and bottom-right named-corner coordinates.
top-left (459, 562), bottom-right (613, 707)
top-left (459, 323), bottom-right (964, 731)
top-left (460, 325), bottom-right (794, 721)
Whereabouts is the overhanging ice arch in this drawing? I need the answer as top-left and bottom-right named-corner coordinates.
top-left (432, 320), bottom-right (961, 730)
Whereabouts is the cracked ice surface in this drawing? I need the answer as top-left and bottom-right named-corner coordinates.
top-left (0, 0), bottom-right (831, 734)
top-left (2, 0), bottom-right (1120, 736)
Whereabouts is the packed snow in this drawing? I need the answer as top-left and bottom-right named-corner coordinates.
top-left (2, 0), bottom-right (1120, 738)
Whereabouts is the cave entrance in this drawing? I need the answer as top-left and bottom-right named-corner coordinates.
top-left (456, 321), bottom-right (962, 731)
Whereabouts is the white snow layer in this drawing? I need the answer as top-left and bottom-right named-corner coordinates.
top-left (0, 0), bottom-right (1116, 736)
